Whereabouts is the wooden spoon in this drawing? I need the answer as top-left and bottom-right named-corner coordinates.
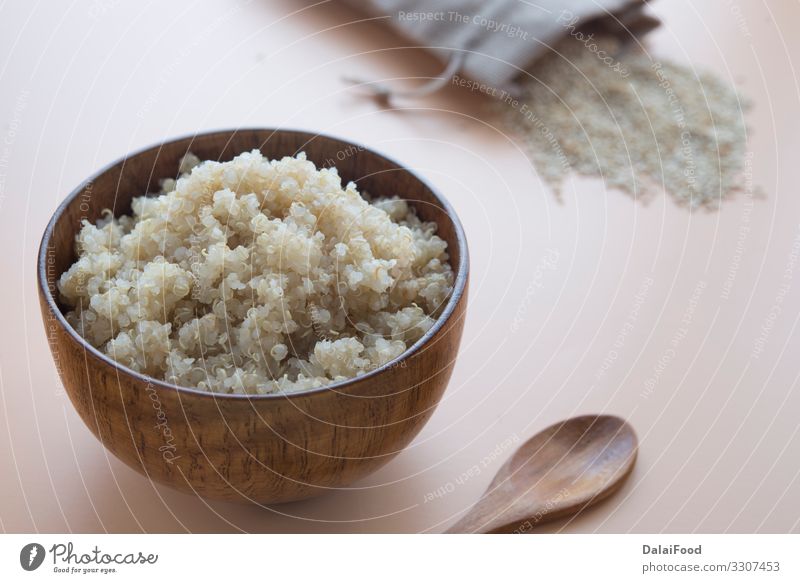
top-left (446, 414), bottom-right (638, 533)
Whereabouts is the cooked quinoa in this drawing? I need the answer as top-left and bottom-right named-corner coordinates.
top-left (58, 150), bottom-right (454, 394)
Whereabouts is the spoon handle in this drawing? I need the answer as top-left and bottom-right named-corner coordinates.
top-left (444, 497), bottom-right (555, 534)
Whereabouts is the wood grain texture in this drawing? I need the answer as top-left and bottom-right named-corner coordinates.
top-left (37, 129), bottom-right (469, 504)
top-left (446, 415), bottom-right (637, 533)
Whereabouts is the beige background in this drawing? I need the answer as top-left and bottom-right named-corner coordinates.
top-left (1, 0), bottom-right (799, 533)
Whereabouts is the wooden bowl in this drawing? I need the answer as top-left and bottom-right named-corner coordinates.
top-left (37, 129), bottom-right (469, 504)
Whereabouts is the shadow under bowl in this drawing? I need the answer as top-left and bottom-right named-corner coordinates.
top-left (37, 128), bottom-right (469, 504)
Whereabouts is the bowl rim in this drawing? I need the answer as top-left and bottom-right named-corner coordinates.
top-left (37, 127), bottom-right (469, 400)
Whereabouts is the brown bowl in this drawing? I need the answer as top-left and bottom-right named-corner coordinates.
top-left (37, 129), bottom-right (468, 504)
